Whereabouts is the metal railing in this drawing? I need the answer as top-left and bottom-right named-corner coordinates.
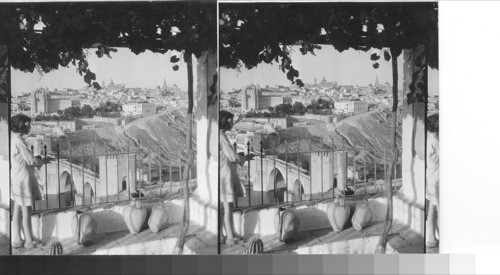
top-left (29, 141), bottom-right (195, 212)
top-left (233, 138), bottom-right (402, 210)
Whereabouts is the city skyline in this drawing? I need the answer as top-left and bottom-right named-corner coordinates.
top-left (11, 48), bottom-right (197, 97)
top-left (221, 46), bottom-right (438, 95)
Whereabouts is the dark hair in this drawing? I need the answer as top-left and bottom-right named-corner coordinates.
top-left (11, 114), bottom-right (31, 134)
top-left (219, 110), bottom-right (234, 131)
top-left (427, 114), bottom-right (439, 136)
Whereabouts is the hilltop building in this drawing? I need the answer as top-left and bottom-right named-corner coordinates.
top-left (122, 102), bottom-right (156, 117)
top-left (335, 100), bottom-right (368, 115)
top-left (241, 84), bottom-right (292, 112)
top-left (105, 79), bottom-right (125, 90)
top-left (30, 89), bottom-right (80, 116)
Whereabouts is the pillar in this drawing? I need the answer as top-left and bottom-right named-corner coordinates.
top-left (402, 45), bottom-right (427, 207)
top-left (193, 48), bottom-right (218, 233)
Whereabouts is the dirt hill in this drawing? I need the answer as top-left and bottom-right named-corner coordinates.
top-left (276, 109), bottom-right (402, 163)
top-left (54, 110), bottom-right (195, 166)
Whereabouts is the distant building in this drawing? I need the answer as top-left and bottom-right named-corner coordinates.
top-left (105, 79), bottom-right (125, 90)
top-left (31, 89), bottom-right (80, 116)
top-left (241, 85), bottom-right (259, 111)
top-left (318, 76), bottom-right (338, 89)
top-left (268, 117), bottom-right (291, 129)
top-left (244, 116), bottom-right (292, 129)
top-left (122, 102), bottom-right (156, 117)
top-left (26, 134), bottom-right (52, 155)
top-left (31, 120), bottom-right (78, 133)
top-left (258, 95), bottom-right (292, 110)
top-left (241, 85), bottom-right (292, 112)
top-left (335, 101), bottom-right (368, 115)
top-left (293, 121), bottom-right (310, 127)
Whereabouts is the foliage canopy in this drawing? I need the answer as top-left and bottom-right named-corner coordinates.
top-left (0, 2), bottom-right (216, 89)
top-left (220, 2), bottom-right (438, 101)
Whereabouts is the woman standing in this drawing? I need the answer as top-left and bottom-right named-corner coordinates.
top-left (426, 114), bottom-right (439, 249)
top-left (219, 110), bottom-right (251, 246)
top-left (10, 114), bottom-right (44, 249)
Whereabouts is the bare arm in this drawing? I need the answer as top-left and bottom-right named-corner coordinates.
top-left (16, 136), bottom-right (42, 168)
top-left (220, 132), bottom-right (244, 165)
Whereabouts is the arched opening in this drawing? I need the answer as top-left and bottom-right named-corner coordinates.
top-left (292, 179), bottom-right (304, 202)
top-left (268, 168), bottom-right (286, 203)
top-left (121, 176), bottom-right (127, 191)
top-left (83, 182), bottom-right (93, 205)
top-left (59, 171), bottom-right (74, 207)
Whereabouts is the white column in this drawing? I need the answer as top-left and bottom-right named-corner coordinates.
top-left (194, 49), bottom-right (218, 205)
top-left (402, 45), bottom-right (427, 208)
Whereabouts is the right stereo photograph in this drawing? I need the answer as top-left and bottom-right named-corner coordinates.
top-left (218, 1), bottom-right (439, 255)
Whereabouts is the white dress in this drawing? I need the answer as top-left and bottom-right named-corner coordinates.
top-left (11, 132), bottom-right (42, 206)
top-left (426, 132), bottom-right (439, 206)
top-left (219, 131), bottom-right (245, 203)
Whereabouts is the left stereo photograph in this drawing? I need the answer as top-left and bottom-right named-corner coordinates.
top-left (1, 1), bottom-right (218, 255)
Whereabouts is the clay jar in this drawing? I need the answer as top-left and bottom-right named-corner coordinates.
top-left (326, 197), bottom-right (351, 232)
top-left (351, 199), bottom-right (373, 231)
top-left (71, 211), bottom-right (97, 247)
top-left (123, 199), bottom-right (147, 234)
top-left (274, 207), bottom-right (300, 244)
top-left (148, 201), bottom-right (169, 233)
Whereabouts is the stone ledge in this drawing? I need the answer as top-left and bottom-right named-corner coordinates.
top-left (232, 197), bottom-right (389, 238)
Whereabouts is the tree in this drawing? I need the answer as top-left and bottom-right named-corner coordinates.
top-left (81, 104), bottom-right (94, 118)
top-left (220, 2), bottom-right (437, 254)
top-left (292, 102), bottom-right (307, 115)
top-left (0, 1), bottom-right (216, 254)
top-left (274, 103), bottom-right (293, 116)
top-left (63, 106), bottom-right (82, 118)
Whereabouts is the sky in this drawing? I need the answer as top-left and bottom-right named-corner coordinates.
top-left (11, 48), bottom-right (196, 96)
top-left (220, 46), bottom-right (439, 95)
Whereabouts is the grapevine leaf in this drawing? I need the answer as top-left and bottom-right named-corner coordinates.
top-left (384, 50), bottom-right (391, 61)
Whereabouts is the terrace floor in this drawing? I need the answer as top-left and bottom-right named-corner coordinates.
top-left (13, 222), bottom-right (216, 255)
top-left (221, 220), bottom-right (424, 255)
top-left (0, 233), bottom-right (9, 255)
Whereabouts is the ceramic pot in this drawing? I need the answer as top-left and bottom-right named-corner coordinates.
top-left (71, 211), bottom-right (97, 247)
top-left (148, 201), bottom-right (169, 233)
top-left (273, 207), bottom-right (300, 244)
top-left (351, 200), bottom-right (373, 231)
top-left (326, 197), bottom-right (350, 232)
top-left (123, 199), bottom-right (147, 234)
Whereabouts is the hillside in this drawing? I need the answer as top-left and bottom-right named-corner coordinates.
top-left (54, 109), bottom-right (195, 167)
top-left (275, 109), bottom-right (402, 163)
